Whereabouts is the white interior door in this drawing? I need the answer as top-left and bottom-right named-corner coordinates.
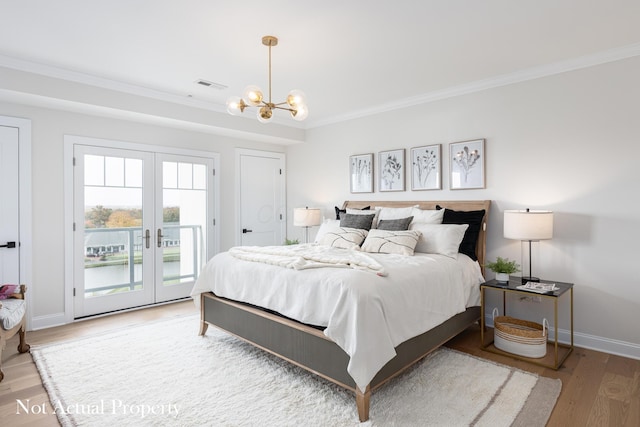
top-left (0, 125), bottom-right (20, 283)
top-left (237, 150), bottom-right (285, 246)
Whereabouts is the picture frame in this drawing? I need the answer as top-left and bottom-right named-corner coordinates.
top-left (410, 144), bottom-right (441, 190)
top-left (449, 139), bottom-right (485, 190)
top-left (349, 153), bottom-right (373, 193)
top-left (378, 149), bottom-right (405, 192)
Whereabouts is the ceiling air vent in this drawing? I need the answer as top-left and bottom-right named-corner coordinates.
top-left (195, 79), bottom-right (228, 90)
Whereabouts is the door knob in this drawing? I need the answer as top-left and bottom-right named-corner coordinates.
top-left (242, 228), bottom-right (253, 234)
top-left (0, 241), bottom-right (16, 248)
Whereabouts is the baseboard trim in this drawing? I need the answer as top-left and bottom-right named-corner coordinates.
top-left (30, 312), bottom-right (68, 331)
top-left (484, 315), bottom-right (640, 361)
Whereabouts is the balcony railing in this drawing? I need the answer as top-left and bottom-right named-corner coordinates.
top-left (84, 224), bottom-right (202, 296)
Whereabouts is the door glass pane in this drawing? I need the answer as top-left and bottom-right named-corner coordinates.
top-left (163, 161), bottom-right (177, 188)
top-left (178, 162), bottom-right (192, 189)
top-left (105, 156), bottom-right (124, 186)
top-left (193, 164), bottom-right (206, 190)
top-left (84, 155), bottom-right (104, 186)
top-left (162, 161), bottom-right (206, 287)
top-left (84, 154), bottom-right (144, 298)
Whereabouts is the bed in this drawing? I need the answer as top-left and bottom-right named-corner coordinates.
top-left (192, 200), bottom-right (490, 421)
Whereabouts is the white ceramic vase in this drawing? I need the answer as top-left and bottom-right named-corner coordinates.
top-left (495, 272), bottom-right (510, 282)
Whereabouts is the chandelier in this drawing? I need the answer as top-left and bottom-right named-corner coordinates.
top-left (226, 35), bottom-right (308, 123)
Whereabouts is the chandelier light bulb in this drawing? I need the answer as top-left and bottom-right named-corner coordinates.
top-left (291, 104), bottom-right (309, 121)
top-left (226, 96), bottom-right (246, 116)
top-left (243, 85), bottom-right (263, 106)
top-left (257, 106), bottom-right (273, 123)
top-left (286, 90), bottom-right (306, 107)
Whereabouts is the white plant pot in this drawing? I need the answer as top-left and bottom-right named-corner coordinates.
top-left (495, 272), bottom-right (510, 282)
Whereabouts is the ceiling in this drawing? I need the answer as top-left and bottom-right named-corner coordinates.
top-left (1, 1), bottom-right (640, 138)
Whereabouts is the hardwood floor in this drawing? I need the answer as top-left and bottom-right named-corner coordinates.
top-left (446, 325), bottom-right (640, 427)
top-left (1, 301), bottom-right (638, 426)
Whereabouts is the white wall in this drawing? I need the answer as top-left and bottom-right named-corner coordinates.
top-left (0, 102), bottom-right (284, 325)
top-left (286, 56), bottom-right (640, 358)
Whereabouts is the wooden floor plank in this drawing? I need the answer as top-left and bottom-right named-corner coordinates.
top-left (2, 300), bottom-right (639, 426)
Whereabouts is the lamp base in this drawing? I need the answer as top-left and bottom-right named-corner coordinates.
top-left (521, 276), bottom-right (540, 284)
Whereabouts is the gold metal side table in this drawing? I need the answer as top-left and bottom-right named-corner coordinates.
top-left (480, 278), bottom-right (574, 370)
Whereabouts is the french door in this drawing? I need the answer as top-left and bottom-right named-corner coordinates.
top-left (73, 145), bottom-right (215, 317)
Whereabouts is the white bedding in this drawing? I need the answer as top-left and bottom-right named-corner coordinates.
top-left (190, 244), bottom-right (484, 392)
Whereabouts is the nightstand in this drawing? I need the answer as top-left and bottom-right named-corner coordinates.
top-left (480, 278), bottom-right (574, 370)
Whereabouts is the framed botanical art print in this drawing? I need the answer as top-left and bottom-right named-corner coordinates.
top-left (410, 144), bottom-right (441, 190)
top-left (379, 149), bottom-right (405, 192)
top-left (349, 153), bottom-right (373, 193)
top-left (449, 139), bottom-right (485, 190)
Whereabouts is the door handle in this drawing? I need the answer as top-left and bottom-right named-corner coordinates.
top-left (242, 228), bottom-right (253, 234)
top-left (145, 229), bottom-right (150, 249)
top-left (157, 229), bottom-right (163, 248)
top-left (0, 241), bottom-right (16, 248)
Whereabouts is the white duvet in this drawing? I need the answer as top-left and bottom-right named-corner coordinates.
top-left (190, 244), bottom-right (484, 392)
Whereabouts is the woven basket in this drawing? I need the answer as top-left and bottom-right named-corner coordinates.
top-left (492, 308), bottom-right (548, 358)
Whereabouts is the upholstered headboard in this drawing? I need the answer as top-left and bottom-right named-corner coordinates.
top-left (342, 200), bottom-right (491, 275)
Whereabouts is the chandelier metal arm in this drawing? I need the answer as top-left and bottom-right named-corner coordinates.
top-left (272, 105), bottom-right (296, 112)
top-left (267, 40), bottom-right (272, 104)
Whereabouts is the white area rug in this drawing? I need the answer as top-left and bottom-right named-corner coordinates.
top-left (31, 315), bottom-right (560, 426)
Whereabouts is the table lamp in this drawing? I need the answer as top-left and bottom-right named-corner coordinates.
top-left (503, 208), bottom-right (554, 284)
top-left (293, 207), bottom-right (321, 243)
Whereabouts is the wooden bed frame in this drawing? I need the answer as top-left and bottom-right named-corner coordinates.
top-left (199, 200), bottom-right (490, 421)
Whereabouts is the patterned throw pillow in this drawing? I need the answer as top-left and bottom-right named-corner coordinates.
top-left (313, 219), bottom-right (340, 243)
top-left (361, 229), bottom-right (421, 256)
top-left (317, 227), bottom-right (368, 250)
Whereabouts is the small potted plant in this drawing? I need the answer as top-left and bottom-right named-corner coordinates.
top-left (485, 257), bottom-right (520, 282)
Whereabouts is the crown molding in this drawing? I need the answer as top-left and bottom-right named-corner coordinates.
top-left (0, 54), bottom-right (306, 131)
top-left (2, 42), bottom-right (639, 134)
top-left (0, 54), bottom-right (229, 113)
top-left (0, 88), bottom-right (305, 146)
top-left (307, 42), bottom-right (640, 129)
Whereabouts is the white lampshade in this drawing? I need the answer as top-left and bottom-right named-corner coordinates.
top-left (293, 207), bottom-right (321, 227)
top-left (504, 210), bottom-right (554, 241)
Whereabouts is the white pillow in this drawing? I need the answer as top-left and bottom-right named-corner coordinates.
top-left (314, 219), bottom-right (340, 243)
top-left (317, 226), bottom-right (368, 250)
top-left (361, 229), bottom-right (421, 256)
top-left (410, 207), bottom-right (444, 224)
top-left (375, 205), bottom-right (418, 221)
top-left (347, 207), bottom-right (381, 228)
top-left (409, 223), bottom-right (469, 258)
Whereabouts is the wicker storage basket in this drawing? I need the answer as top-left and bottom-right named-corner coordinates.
top-left (492, 308), bottom-right (548, 358)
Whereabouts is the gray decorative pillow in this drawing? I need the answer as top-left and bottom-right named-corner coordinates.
top-left (377, 216), bottom-right (414, 231)
top-left (361, 229), bottom-right (421, 255)
top-left (317, 227), bottom-right (368, 250)
top-left (340, 213), bottom-right (375, 230)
